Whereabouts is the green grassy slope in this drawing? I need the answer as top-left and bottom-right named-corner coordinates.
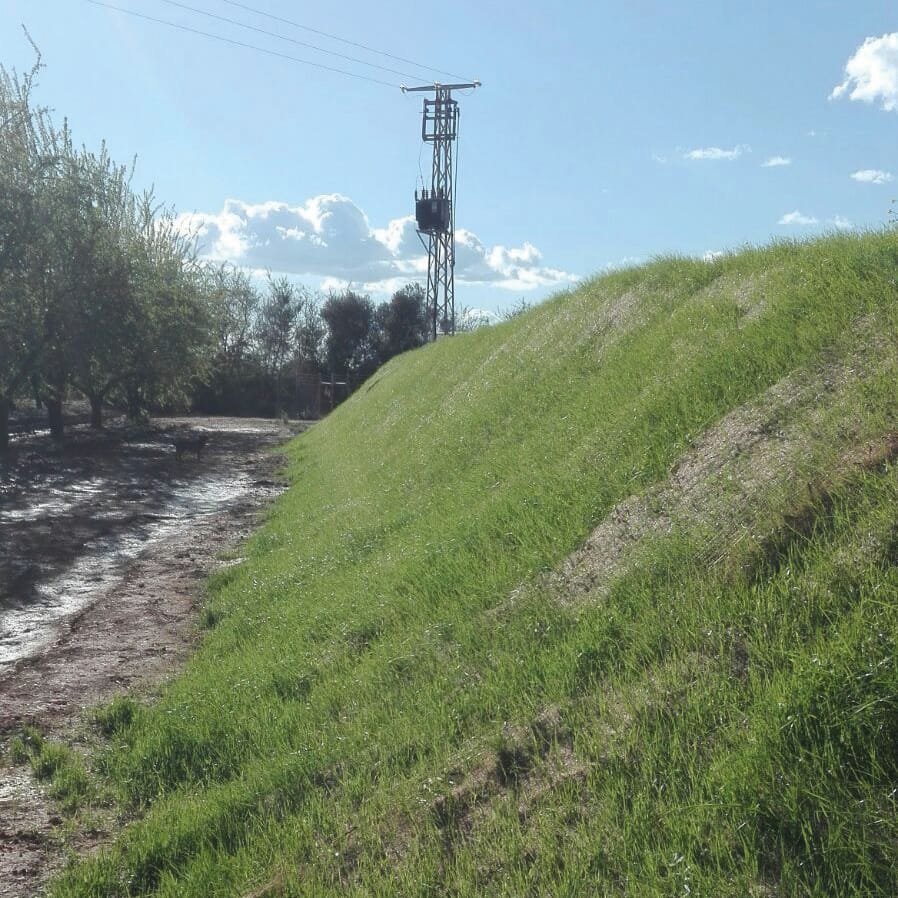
top-left (52, 232), bottom-right (898, 897)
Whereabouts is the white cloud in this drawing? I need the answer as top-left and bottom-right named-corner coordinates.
top-left (829, 215), bottom-right (853, 229)
top-left (762, 156), bottom-right (792, 167)
top-left (778, 210), bottom-right (819, 226)
top-left (177, 194), bottom-right (577, 293)
top-left (684, 144), bottom-right (749, 161)
top-left (831, 33), bottom-right (898, 111)
top-left (850, 168), bottom-right (894, 184)
top-left (371, 215), bottom-right (421, 255)
top-left (177, 196), bottom-right (389, 279)
top-left (702, 250), bottom-right (724, 262)
top-left (460, 308), bottom-right (501, 329)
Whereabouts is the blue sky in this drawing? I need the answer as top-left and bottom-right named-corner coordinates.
top-left (2, 1), bottom-right (897, 313)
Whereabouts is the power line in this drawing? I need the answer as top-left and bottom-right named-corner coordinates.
top-left (157, 0), bottom-right (424, 82)
top-left (85, 0), bottom-right (401, 88)
top-left (218, 0), bottom-right (473, 83)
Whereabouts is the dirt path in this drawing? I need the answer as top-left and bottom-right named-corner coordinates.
top-left (0, 416), bottom-right (305, 898)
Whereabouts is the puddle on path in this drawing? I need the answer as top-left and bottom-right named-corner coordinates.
top-left (0, 473), bottom-right (255, 673)
top-left (0, 419), bottom-right (294, 676)
top-left (0, 477), bottom-right (108, 523)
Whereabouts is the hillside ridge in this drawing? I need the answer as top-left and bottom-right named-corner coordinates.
top-left (36, 230), bottom-right (898, 898)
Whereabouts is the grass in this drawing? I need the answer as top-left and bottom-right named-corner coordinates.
top-left (47, 230), bottom-right (898, 895)
top-left (9, 727), bottom-right (96, 816)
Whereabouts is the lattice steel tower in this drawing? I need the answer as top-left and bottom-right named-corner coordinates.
top-left (403, 81), bottom-right (480, 339)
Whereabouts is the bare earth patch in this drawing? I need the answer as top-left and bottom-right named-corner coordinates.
top-left (0, 415), bottom-right (305, 898)
top-left (554, 326), bottom-right (898, 605)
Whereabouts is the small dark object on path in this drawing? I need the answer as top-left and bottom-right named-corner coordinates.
top-left (174, 432), bottom-right (209, 461)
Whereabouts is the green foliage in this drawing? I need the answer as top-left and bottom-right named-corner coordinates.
top-left (94, 695), bottom-right (141, 738)
top-left (48, 231), bottom-right (898, 896)
top-left (9, 726), bottom-right (94, 816)
top-left (0, 37), bottom-right (58, 446)
top-left (7, 724), bottom-right (44, 765)
top-left (321, 285), bottom-right (429, 389)
top-left (195, 278), bottom-right (427, 418)
top-left (254, 276), bottom-right (299, 379)
top-left (18, 723), bottom-right (44, 754)
top-left (31, 742), bottom-right (72, 780)
top-left (32, 744), bottom-right (94, 816)
top-left (7, 736), bottom-right (30, 765)
top-left (0, 40), bottom-right (214, 441)
top-left (375, 281), bottom-right (428, 356)
top-left (321, 288), bottom-right (379, 384)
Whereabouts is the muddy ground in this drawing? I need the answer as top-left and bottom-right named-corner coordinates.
top-left (0, 415), bottom-right (306, 897)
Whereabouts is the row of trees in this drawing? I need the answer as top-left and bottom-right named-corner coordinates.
top-left (0, 46), bottom-right (431, 447)
top-left (0, 46), bottom-right (214, 449)
top-left (199, 272), bottom-right (428, 418)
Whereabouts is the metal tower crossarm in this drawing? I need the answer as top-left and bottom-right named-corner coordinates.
top-left (401, 81), bottom-right (482, 93)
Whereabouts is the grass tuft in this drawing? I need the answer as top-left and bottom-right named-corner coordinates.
top-left (94, 695), bottom-right (141, 738)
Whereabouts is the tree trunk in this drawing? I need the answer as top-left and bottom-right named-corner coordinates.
top-left (89, 393), bottom-right (104, 429)
top-left (46, 397), bottom-right (64, 439)
top-left (0, 397), bottom-right (9, 453)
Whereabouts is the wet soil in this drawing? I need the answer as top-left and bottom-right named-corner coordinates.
top-left (0, 415), bottom-right (305, 897)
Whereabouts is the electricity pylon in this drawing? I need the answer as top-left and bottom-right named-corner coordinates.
top-left (402, 81), bottom-right (480, 339)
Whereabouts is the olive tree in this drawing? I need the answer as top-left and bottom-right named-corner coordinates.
top-left (28, 129), bottom-right (135, 434)
top-left (115, 199), bottom-right (213, 420)
top-left (65, 145), bottom-right (138, 428)
top-left (0, 43), bottom-right (58, 448)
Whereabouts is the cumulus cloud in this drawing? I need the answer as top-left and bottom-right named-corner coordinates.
top-left (460, 308), bottom-right (501, 329)
top-left (850, 168), bottom-right (894, 183)
top-left (829, 215), bottom-right (853, 229)
top-left (176, 196), bottom-right (391, 280)
top-left (702, 250), bottom-right (724, 262)
top-left (177, 194), bottom-right (577, 292)
top-left (831, 33), bottom-right (898, 110)
top-left (684, 144), bottom-right (749, 161)
top-left (778, 210), bottom-right (819, 226)
top-left (762, 156), bottom-right (792, 167)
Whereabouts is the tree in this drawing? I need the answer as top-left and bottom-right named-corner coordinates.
top-left (64, 143), bottom-right (137, 429)
top-left (375, 282), bottom-right (428, 359)
top-left (294, 288), bottom-right (325, 372)
top-left (1, 37), bottom-right (217, 439)
top-left (207, 263), bottom-right (259, 369)
top-left (0, 41), bottom-right (58, 448)
top-left (254, 275), bottom-right (298, 414)
top-left (115, 199), bottom-right (213, 420)
top-left (321, 289), bottom-right (377, 386)
top-left (194, 263), bottom-right (264, 415)
top-left (289, 288), bottom-right (326, 418)
top-left (23, 119), bottom-right (103, 437)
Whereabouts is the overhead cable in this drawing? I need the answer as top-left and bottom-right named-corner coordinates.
top-left (219, 0), bottom-right (472, 82)
top-left (158, 0), bottom-right (424, 81)
top-left (86, 0), bottom-right (401, 88)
